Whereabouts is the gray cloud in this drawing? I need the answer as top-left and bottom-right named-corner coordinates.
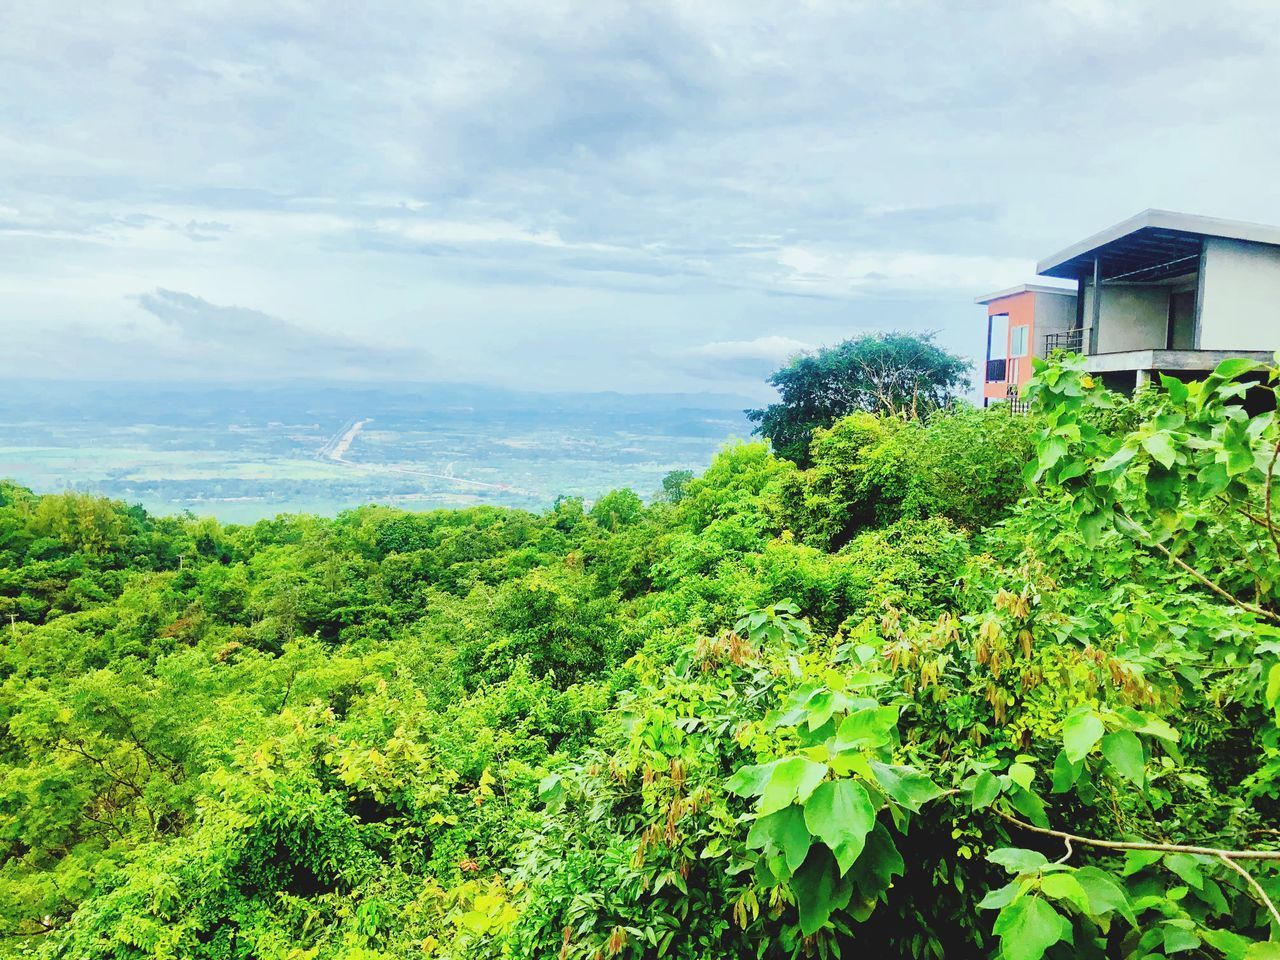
top-left (91, 289), bottom-right (438, 381)
top-left (663, 335), bottom-right (814, 386)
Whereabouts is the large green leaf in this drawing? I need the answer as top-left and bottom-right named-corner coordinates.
top-left (1063, 709), bottom-right (1105, 762)
top-left (1211, 357), bottom-right (1262, 380)
top-left (745, 804), bottom-right (812, 875)
top-left (851, 822), bottom-right (904, 902)
top-left (725, 761), bottom-right (776, 799)
top-left (1142, 432), bottom-right (1177, 469)
top-left (1162, 919), bottom-right (1201, 953)
top-left (1163, 853), bottom-right (1205, 890)
top-left (1101, 730), bottom-right (1145, 785)
top-left (758, 757), bottom-right (829, 815)
top-left (791, 847), bottom-right (853, 936)
top-left (1040, 873), bottom-right (1089, 913)
top-left (988, 847), bottom-right (1048, 874)
top-left (835, 706), bottom-right (898, 750)
top-left (1159, 374), bottom-right (1189, 405)
top-left (1096, 442), bottom-right (1138, 474)
top-left (868, 761), bottom-right (942, 813)
top-left (1050, 750), bottom-right (1082, 793)
top-left (1007, 783), bottom-right (1050, 827)
top-left (1202, 928), bottom-right (1252, 960)
top-left (992, 896), bottom-right (1069, 960)
top-left (802, 779), bottom-right (876, 875)
top-left (977, 880), bottom-right (1022, 910)
top-left (1244, 941), bottom-right (1280, 959)
top-left (1074, 866), bottom-right (1135, 924)
top-left (971, 771), bottom-right (1001, 809)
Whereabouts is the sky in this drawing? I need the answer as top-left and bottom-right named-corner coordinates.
top-left (4, 0), bottom-right (1280, 397)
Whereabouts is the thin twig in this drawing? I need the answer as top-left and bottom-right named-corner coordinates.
top-left (994, 809), bottom-right (1280, 861)
top-left (1054, 836), bottom-right (1074, 865)
top-left (1110, 504), bottom-right (1280, 623)
top-left (1218, 853), bottom-right (1280, 929)
top-left (1266, 438), bottom-right (1280, 563)
top-left (1148, 539), bottom-right (1280, 624)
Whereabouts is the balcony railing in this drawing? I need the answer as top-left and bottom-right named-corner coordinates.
top-left (985, 358), bottom-right (1007, 382)
top-left (1045, 328), bottom-right (1087, 354)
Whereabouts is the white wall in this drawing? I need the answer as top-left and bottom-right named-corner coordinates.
top-left (1085, 283), bottom-right (1169, 353)
top-left (1198, 238), bottom-right (1280, 350)
top-left (1032, 293), bottom-right (1077, 357)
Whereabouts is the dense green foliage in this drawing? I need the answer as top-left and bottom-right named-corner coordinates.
top-left (3, 358), bottom-right (1280, 959)
top-left (747, 332), bottom-right (971, 465)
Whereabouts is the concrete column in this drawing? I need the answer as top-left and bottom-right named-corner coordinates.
top-left (1090, 256), bottom-right (1102, 355)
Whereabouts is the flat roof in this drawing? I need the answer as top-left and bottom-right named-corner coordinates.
top-left (1037, 209), bottom-right (1280, 281)
top-left (975, 282), bottom-right (1077, 305)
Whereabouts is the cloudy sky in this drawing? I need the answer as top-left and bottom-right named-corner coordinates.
top-left (4, 0), bottom-right (1280, 395)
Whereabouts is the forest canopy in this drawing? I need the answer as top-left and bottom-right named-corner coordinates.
top-left (1, 355), bottom-right (1279, 959)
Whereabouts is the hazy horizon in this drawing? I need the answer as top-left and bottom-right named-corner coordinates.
top-left (0, 379), bottom-right (757, 521)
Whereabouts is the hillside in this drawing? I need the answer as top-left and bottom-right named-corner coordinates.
top-left (0, 357), bottom-right (1277, 959)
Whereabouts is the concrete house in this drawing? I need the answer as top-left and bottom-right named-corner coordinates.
top-left (1036, 210), bottom-right (1279, 390)
top-left (977, 283), bottom-right (1077, 406)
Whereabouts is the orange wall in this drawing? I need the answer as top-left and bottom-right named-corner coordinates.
top-left (983, 290), bottom-right (1037, 401)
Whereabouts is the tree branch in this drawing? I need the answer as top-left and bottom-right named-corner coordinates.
top-left (1218, 852), bottom-right (1280, 929)
top-left (994, 808), bottom-right (1280, 860)
top-left (1115, 504), bottom-right (1280, 624)
top-left (1148, 538), bottom-right (1280, 624)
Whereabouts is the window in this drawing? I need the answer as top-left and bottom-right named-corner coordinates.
top-left (1009, 325), bottom-right (1029, 357)
top-left (987, 314), bottom-right (1009, 360)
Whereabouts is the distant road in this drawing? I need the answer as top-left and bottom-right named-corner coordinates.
top-left (316, 417), bottom-right (371, 460)
top-left (317, 417), bottom-right (528, 494)
top-left (331, 418), bottom-right (371, 460)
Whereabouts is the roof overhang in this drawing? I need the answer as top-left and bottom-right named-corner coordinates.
top-left (1037, 209), bottom-right (1280, 282)
top-left (974, 282), bottom-right (1077, 305)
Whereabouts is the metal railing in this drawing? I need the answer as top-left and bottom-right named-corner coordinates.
top-left (985, 358), bottom-right (1007, 382)
top-left (1006, 383), bottom-right (1030, 414)
top-left (1045, 328), bottom-right (1087, 354)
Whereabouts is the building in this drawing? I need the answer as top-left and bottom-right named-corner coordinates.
top-left (1034, 210), bottom-right (1279, 390)
top-left (976, 283), bottom-right (1077, 406)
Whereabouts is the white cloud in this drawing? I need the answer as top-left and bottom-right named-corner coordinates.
top-left (685, 335), bottom-right (812, 363)
top-left (3, 1), bottom-right (1280, 390)
top-left (775, 248), bottom-right (1036, 297)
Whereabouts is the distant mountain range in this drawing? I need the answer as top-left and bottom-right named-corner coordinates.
top-left (7, 380), bottom-right (756, 423)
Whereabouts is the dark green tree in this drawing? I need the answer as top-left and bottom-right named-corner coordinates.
top-left (746, 331), bottom-right (971, 465)
top-left (658, 469), bottom-right (694, 503)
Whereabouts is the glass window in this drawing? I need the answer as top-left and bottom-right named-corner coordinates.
top-left (1009, 325), bottom-right (1029, 356)
top-left (988, 314), bottom-right (1009, 360)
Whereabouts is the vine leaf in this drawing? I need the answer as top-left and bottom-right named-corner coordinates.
top-left (988, 848), bottom-right (1048, 874)
top-left (971, 771), bottom-right (1001, 809)
top-left (852, 823), bottom-right (904, 902)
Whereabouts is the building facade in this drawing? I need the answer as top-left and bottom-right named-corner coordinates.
top-left (976, 284), bottom-right (1077, 406)
top-left (1034, 210), bottom-right (1278, 390)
